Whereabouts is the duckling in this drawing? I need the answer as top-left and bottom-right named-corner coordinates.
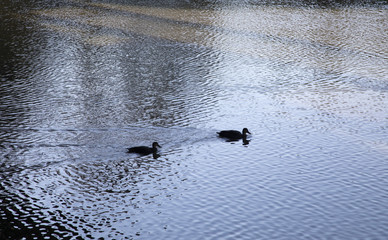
top-left (217, 128), bottom-right (251, 140)
top-left (127, 142), bottom-right (161, 155)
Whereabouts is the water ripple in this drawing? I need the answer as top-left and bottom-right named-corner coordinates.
top-left (1, 1), bottom-right (387, 239)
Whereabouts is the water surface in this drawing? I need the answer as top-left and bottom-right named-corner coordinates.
top-left (1, 1), bottom-right (387, 239)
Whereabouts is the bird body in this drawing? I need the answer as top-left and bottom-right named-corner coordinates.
top-left (217, 128), bottom-right (251, 140)
top-left (127, 142), bottom-right (161, 155)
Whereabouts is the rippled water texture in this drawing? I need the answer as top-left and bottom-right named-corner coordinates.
top-left (1, 1), bottom-right (388, 239)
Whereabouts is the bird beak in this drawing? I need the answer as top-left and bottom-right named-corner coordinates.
top-left (157, 143), bottom-right (162, 148)
top-left (247, 130), bottom-right (251, 134)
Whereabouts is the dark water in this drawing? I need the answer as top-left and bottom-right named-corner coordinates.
top-left (1, 0), bottom-right (388, 239)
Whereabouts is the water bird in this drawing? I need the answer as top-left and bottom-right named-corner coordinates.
top-left (127, 142), bottom-right (161, 156)
top-left (217, 128), bottom-right (251, 140)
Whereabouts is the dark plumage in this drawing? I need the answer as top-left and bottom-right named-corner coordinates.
top-left (127, 142), bottom-right (161, 155)
top-left (217, 128), bottom-right (251, 140)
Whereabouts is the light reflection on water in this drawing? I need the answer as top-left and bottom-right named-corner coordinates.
top-left (34, 2), bottom-right (387, 80)
top-left (1, 1), bottom-right (388, 239)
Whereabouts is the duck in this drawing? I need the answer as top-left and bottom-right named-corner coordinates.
top-left (217, 128), bottom-right (251, 140)
top-left (127, 142), bottom-right (161, 156)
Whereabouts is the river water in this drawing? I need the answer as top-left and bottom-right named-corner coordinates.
top-left (1, 1), bottom-right (387, 239)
